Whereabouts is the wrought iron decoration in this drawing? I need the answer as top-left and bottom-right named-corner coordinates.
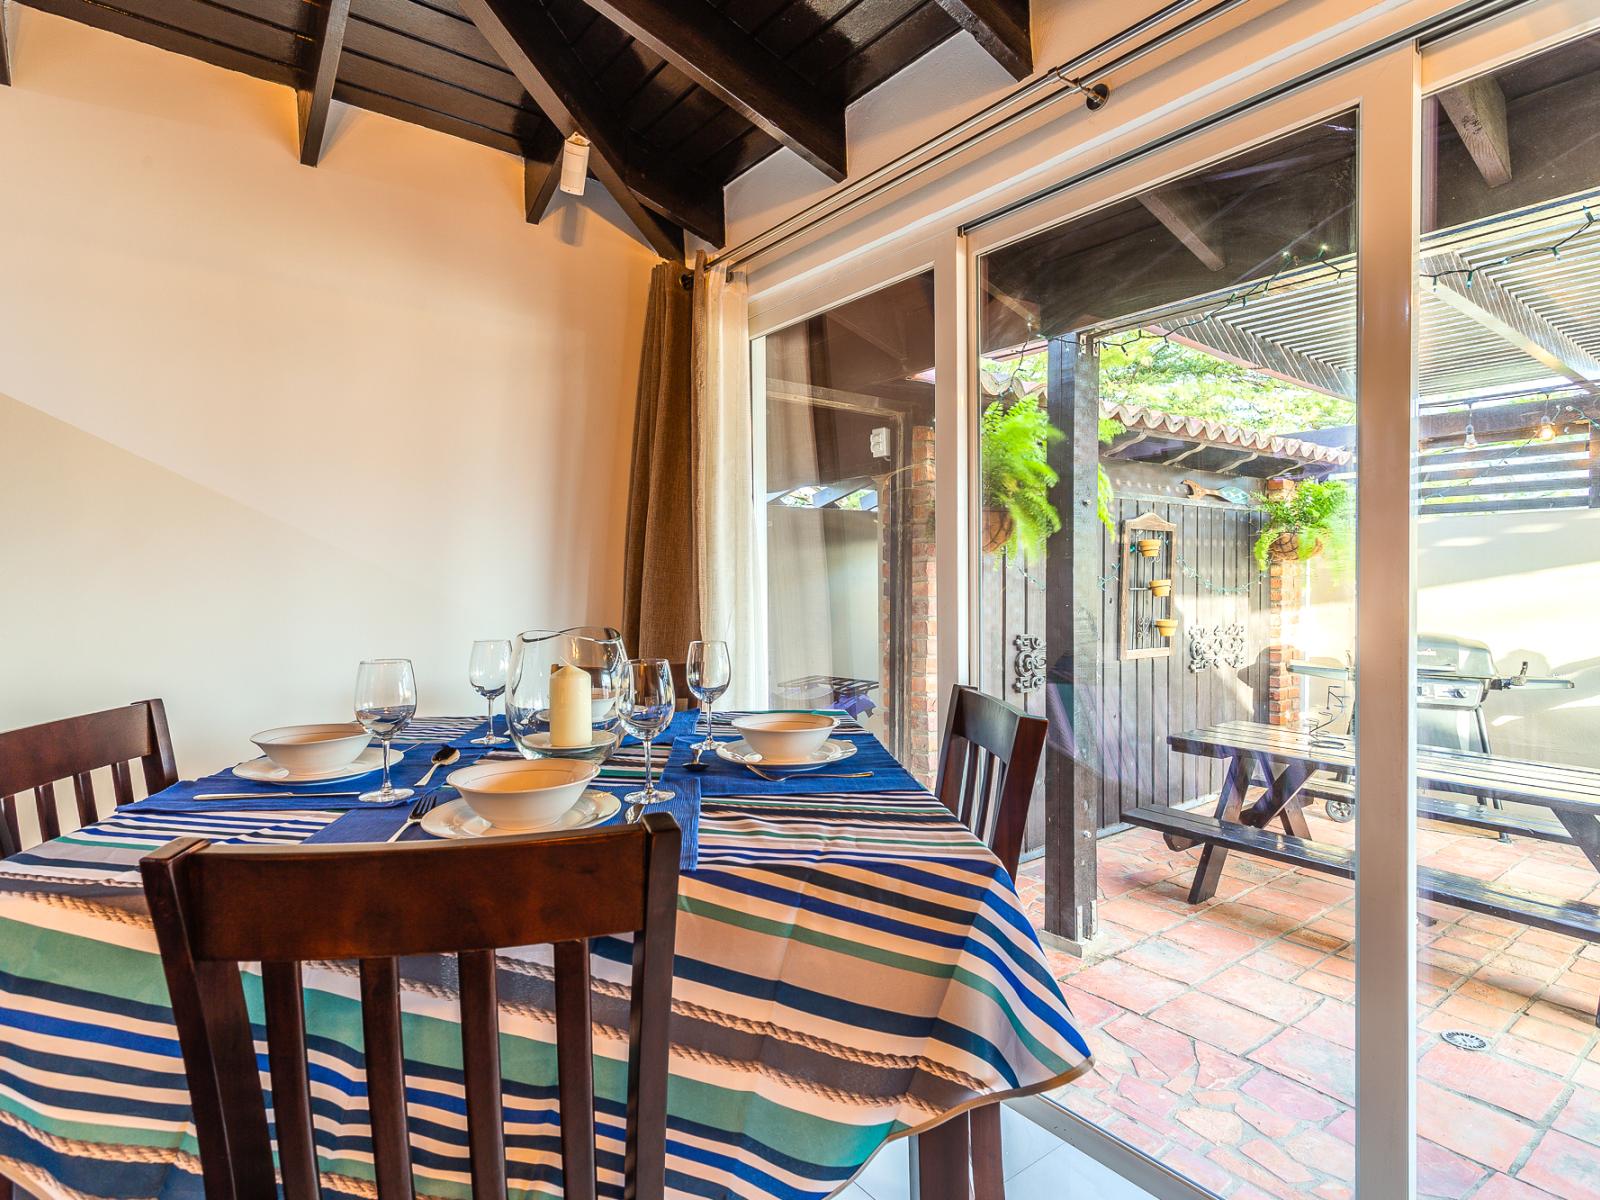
top-left (1013, 635), bottom-right (1045, 693)
top-left (1189, 623), bottom-right (1246, 672)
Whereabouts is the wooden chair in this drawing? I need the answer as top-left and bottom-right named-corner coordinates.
top-left (0, 700), bottom-right (177, 859)
top-left (140, 813), bottom-right (682, 1200)
top-left (932, 686), bottom-right (1048, 1200)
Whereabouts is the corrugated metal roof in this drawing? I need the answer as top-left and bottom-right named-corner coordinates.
top-left (1102, 403), bottom-right (1353, 467)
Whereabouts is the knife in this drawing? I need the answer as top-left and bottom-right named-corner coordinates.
top-left (191, 791), bottom-right (366, 800)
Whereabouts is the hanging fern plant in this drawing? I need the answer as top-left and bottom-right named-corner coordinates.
top-left (980, 400), bottom-right (1119, 557)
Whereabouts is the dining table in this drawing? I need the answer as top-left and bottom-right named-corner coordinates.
top-left (0, 709), bottom-right (1090, 1200)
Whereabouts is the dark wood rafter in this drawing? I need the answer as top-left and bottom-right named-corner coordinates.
top-left (1, 0), bottom-right (13, 87)
top-left (297, 0), bottom-right (352, 166)
top-left (932, 0), bottom-right (1031, 81)
top-left (456, 0), bottom-right (723, 256)
top-left (578, 0), bottom-right (846, 181)
top-left (525, 130), bottom-right (565, 224)
top-left (1438, 76), bottom-right (1512, 188)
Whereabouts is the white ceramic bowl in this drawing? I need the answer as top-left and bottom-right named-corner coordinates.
top-left (250, 724), bottom-right (371, 773)
top-left (447, 759), bottom-right (600, 831)
top-left (731, 712), bottom-right (838, 762)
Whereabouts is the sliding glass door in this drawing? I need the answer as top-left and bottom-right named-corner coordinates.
top-left (1413, 25), bottom-right (1600, 1197)
top-left (970, 99), bottom-right (1365, 1200)
top-left (752, 272), bottom-right (940, 784)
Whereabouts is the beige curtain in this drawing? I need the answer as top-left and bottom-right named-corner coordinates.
top-left (622, 261), bottom-right (700, 661)
top-left (691, 253), bottom-right (763, 707)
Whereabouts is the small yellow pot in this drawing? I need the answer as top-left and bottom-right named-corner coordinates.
top-left (1150, 578), bottom-right (1172, 598)
top-left (1153, 618), bottom-right (1178, 638)
top-left (1137, 538), bottom-right (1162, 558)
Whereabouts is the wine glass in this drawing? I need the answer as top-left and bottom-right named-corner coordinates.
top-left (506, 628), bottom-right (627, 763)
top-left (621, 658), bottom-right (676, 805)
top-left (687, 640), bottom-right (731, 749)
top-left (467, 639), bottom-right (511, 745)
top-left (354, 659), bottom-right (417, 803)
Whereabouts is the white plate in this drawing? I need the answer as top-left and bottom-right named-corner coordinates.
top-left (421, 790), bottom-right (621, 839)
top-left (232, 745), bottom-right (406, 784)
top-left (714, 738), bottom-right (858, 771)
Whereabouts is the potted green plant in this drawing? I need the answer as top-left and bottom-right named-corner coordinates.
top-left (1251, 479), bottom-right (1351, 570)
top-left (979, 400), bottom-right (1118, 556)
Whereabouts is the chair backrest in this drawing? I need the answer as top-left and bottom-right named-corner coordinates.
top-left (669, 662), bottom-right (702, 710)
top-left (0, 699), bottom-right (177, 857)
top-left (934, 686), bottom-right (1047, 875)
top-left (140, 813), bottom-right (681, 1200)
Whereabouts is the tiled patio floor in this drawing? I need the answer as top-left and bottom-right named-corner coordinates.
top-left (1017, 812), bottom-right (1600, 1200)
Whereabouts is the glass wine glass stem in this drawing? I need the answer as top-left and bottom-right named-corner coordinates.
top-left (485, 695), bottom-right (495, 738)
top-left (643, 735), bottom-right (655, 800)
top-left (380, 738), bottom-right (392, 795)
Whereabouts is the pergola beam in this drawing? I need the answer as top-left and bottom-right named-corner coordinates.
top-left (458, 0), bottom-right (723, 255)
top-left (296, 0), bottom-right (352, 166)
top-left (1438, 77), bottom-right (1512, 189)
top-left (1140, 185), bottom-right (1225, 272)
top-left (1164, 316), bottom-right (1355, 399)
top-left (1423, 251), bottom-right (1600, 386)
top-left (577, 0), bottom-right (846, 182)
top-left (933, 0), bottom-right (1032, 81)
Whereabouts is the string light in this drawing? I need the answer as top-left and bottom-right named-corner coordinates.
top-left (1422, 207), bottom-right (1598, 288)
top-left (1537, 413), bottom-right (1557, 442)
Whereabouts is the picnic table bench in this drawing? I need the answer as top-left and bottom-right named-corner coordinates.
top-left (1124, 720), bottom-right (1600, 1024)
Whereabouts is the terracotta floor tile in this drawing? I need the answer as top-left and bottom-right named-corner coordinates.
top-left (1198, 965), bottom-right (1321, 1024)
top-left (1518, 1130), bottom-right (1600, 1200)
top-left (1471, 1174), bottom-right (1563, 1200)
top-left (1416, 1081), bottom-right (1538, 1171)
top-left (1248, 1029), bottom-right (1355, 1105)
top-left (1149, 990), bottom-right (1281, 1056)
top-left (1416, 1138), bottom-right (1489, 1199)
top-left (1071, 959), bottom-right (1189, 1015)
top-left (1100, 1012), bottom-right (1197, 1080)
top-left (1552, 1086), bottom-right (1600, 1149)
top-left (1419, 1043), bottom-right (1564, 1122)
top-left (1117, 935), bottom-right (1231, 986)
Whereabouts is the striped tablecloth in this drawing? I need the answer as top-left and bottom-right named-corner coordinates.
top-left (0, 712), bottom-right (1091, 1200)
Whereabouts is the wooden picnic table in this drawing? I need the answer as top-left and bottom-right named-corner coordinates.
top-left (1126, 720), bottom-right (1600, 1023)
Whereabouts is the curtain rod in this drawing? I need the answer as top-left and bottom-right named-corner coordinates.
top-left (711, 0), bottom-right (1538, 271)
top-left (707, 0), bottom-right (1246, 270)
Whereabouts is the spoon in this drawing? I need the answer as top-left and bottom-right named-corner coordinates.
top-left (414, 746), bottom-right (460, 788)
top-left (745, 765), bottom-right (872, 782)
top-left (683, 743), bottom-right (711, 773)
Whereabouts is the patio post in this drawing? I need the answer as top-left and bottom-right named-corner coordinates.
top-left (1042, 333), bottom-right (1101, 945)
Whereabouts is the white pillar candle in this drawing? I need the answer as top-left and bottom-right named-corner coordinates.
top-left (549, 664), bottom-right (592, 749)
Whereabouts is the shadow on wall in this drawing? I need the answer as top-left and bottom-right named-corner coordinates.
top-left (0, 393), bottom-right (494, 777)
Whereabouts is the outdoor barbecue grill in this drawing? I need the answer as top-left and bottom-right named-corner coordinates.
top-left (1291, 633), bottom-right (1573, 821)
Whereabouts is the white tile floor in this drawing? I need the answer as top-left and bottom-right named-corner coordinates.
top-left (837, 1105), bottom-right (1157, 1200)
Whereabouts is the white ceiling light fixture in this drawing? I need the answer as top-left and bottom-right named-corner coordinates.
top-left (559, 132), bottom-right (591, 197)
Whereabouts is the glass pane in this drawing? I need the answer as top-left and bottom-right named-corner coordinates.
top-left (976, 117), bottom-right (1359, 1196)
top-left (1415, 34), bottom-right (1600, 1196)
top-left (757, 273), bottom-right (937, 783)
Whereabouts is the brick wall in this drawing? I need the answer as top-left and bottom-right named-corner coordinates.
top-left (1264, 478), bottom-right (1304, 728)
top-left (903, 424), bottom-right (939, 784)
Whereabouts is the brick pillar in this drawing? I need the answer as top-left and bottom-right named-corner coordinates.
top-left (904, 425), bottom-right (939, 785)
top-left (1264, 478), bottom-right (1304, 728)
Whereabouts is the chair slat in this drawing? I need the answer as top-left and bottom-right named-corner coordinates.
top-left (1, 797), bottom-right (19, 859)
top-left (626, 822), bottom-right (681, 1200)
top-left (359, 957), bottom-right (414, 1200)
top-left (110, 760), bottom-right (135, 807)
top-left (0, 701), bottom-right (178, 857)
top-left (554, 939), bottom-right (597, 1200)
top-left (262, 961), bottom-right (319, 1200)
top-left (34, 783), bottom-right (60, 841)
top-left (459, 949), bottom-right (508, 1199)
top-left (71, 772), bottom-right (98, 828)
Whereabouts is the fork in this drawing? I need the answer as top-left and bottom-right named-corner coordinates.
top-left (386, 790), bottom-right (444, 842)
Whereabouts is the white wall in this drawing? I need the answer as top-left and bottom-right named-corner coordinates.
top-left (0, 10), bottom-right (658, 777)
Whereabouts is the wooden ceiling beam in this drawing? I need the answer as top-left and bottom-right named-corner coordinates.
top-left (1, 0), bottom-right (14, 87)
top-left (577, 0), bottom-right (846, 181)
top-left (1438, 76), bottom-right (1512, 188)
top-left (1139, 185), bottom-right (1225, 272)
top-left (457, 0), bottom-right (722, 254)
top-left (932, 0), bottom-right (1032, 81)
top-left (524, 126), bottom-right (565, 224)
top-left (297, 0), bottom-right (352, 166)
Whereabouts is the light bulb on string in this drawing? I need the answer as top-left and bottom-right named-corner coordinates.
top-left (1538, 414), bottom-right (1557, 442)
